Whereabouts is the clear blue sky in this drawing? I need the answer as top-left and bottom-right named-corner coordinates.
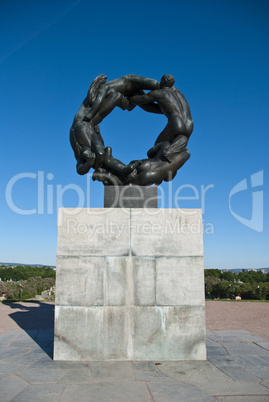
top-left (1, 0), bottom-right (268, 269)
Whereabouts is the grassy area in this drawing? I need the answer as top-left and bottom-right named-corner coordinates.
top-left (0, 298), bottom-right (54, 303)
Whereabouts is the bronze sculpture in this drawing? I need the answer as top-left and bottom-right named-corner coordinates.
top-left (70, 74), bottom-right (193, 186)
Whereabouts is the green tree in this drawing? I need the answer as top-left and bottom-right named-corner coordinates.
top-left (204, 269), bottom-right (222, 278)
top-left (220, 271), bottom-right (235, 282)
top-left (204, 276), bottom-right (221, 296)
top-left (0, 277), bottom-right (55, 300)
top-left (0, 265), bottom-right (55, 282)
top-left (0, 281), bottom-right (20, 299)
top-left (254, 283), bottom-right (268, 300)
top-left (238, 270), bottom-right (267, 284)
top-left (211, 281), bottom-right (233, 299)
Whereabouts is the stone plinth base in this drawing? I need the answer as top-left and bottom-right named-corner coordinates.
top-left (104, 185), bottom-right (158, 208)
top-left (54, 208), bottom-right (206, 361)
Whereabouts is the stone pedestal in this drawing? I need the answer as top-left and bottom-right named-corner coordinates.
top-left (104, 185), bottom-right (158, 208)
top-left (54, 208), bottom-right (206, 361)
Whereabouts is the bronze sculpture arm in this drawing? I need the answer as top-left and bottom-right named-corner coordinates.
top-left (129, 93), bottom-right (163, 114)
top-left (83, 86), bottom-right (108, 122)
top-left (130, 93), bottom-right (154, 105)
top-left (140, 103), bottom-right (162, 114)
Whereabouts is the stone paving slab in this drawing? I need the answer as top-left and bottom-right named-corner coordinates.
top-left (255, 341), bottom-right (269, 351)
top-left (0, 332), bottom-right (21, 348)
top-left (157, 360), bottom-right (269, 395)
top-left (262, 379), bottom-right (269, 389)
top-left (11, 383), bottom-right (66, 402)
top-left (0, 375), bottom-right (29, 401)
top-left (5, 349), bottom-right (52, 363)
top-left (133, 361), bottom-right (176, 382)
top-left (57, 367), bottom-right (92, 384)
top-left (90, 361), bottom-right (135, 382)
top-left (206, 345), bottom-right (228, 356)
top-left (61, 382), bottom-right (151, 402)
top-left (213, 365), bottom-right (260, 382)
top-left (147, 382), bottom-right (216, 401)
top-left (0, 347), bottom-right (32, 360)
top-left (0, 324), bottom-right (268, 401)
top-left (217, 397), bottom-right (269, 402)
top-left (0, 360), bottom-right (33, 375)
top-left (221, 342), bottom-right (269, 356)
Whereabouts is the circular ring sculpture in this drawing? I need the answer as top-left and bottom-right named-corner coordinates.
top-left (70, 74), bottom-right (194, 186)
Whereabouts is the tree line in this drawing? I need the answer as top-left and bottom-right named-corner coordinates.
top-left (0, 265), bottom-right (55, 300)
top-left (205, 269), bottom-right (269, 300)
top-left (0, 265), bottom-right (55, 281)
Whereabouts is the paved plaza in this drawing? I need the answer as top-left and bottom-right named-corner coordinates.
top-left (0, 302), bottom-right (269, 401)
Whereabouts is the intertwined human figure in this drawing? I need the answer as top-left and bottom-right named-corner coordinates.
top-left (70, 74), bottom-right (193, 185)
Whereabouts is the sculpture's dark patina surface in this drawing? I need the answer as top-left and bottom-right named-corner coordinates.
top-left (70, 74), bottom-right (193, 186)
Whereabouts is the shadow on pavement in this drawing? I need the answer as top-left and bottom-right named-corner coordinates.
top-left (3, 301), bottom-right (54, 358)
